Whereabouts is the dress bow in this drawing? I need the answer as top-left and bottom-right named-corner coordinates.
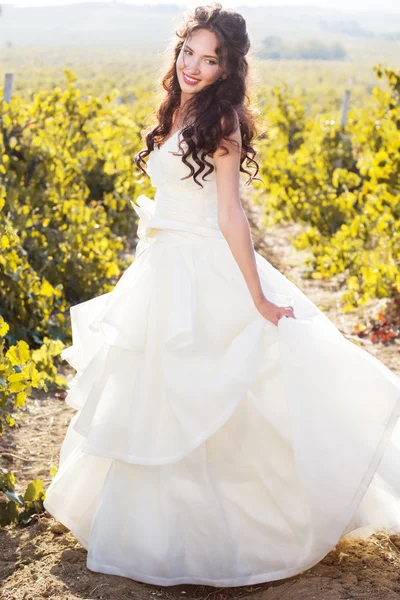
top-left (130, 194), bottom-right (158, 258)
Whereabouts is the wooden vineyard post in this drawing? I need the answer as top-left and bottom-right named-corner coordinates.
top-left (3, 73), bottom-right (14, 103)
top-left (340, 88), bottom-right (351, 128)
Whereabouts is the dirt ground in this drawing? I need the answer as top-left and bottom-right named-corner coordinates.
top-left (1, 197), bottom-right (400, 600)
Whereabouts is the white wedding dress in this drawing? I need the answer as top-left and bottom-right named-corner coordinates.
top-left (44, 128), bottom-right (400, 587)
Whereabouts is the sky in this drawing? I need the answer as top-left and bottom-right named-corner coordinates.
top-left (3, 0), bottom-right (400, 11)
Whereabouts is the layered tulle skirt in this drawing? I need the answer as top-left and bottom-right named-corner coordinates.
top-left (44, 195), bottom-right (400, 587)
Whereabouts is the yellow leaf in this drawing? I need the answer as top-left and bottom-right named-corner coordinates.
top-left (16, 340), bottom-right (30, 364)
top-left (7, 372), bottom-right (24, 382)
top-left (40, 280), bottom-right (54, 297)
top-left (5, 414), bottom-right (15, 427)
top-left (106, 263), bottom-right (119, 278)
top-left (9, 380), bottom-right (26, 392)
top-left (15, 391), bottom-right (27, 407)
top-left (5, 346), bottom-right (19, 366)
top-left (0, 318), bottom-right (10, 337)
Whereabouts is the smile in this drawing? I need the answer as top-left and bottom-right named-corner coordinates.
top-left (183, 72), bottom-right (201, 85)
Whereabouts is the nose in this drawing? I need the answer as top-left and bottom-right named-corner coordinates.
top-left (184, 55), bottom-right (200, 75)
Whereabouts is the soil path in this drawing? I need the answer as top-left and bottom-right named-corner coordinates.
top-left (1, 197), bottom-right (400, 600)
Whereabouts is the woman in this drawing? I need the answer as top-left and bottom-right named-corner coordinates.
top-left (44, 3), bottom-right (400, 588)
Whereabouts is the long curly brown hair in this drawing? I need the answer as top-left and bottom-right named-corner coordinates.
top-left (134, 3), bottom-right (262, 189)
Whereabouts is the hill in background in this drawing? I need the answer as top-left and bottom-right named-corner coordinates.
top-left (0, 1), bottom-right (400, 61)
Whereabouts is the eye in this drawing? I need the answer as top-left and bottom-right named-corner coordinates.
top-left (183, 49), bottom-right (217, 66)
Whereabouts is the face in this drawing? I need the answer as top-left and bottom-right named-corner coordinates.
top-left (176, 28), bottom-right (224, 99)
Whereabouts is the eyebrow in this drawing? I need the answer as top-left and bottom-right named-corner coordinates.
top-left (185, 44), bottom-right (219, 60)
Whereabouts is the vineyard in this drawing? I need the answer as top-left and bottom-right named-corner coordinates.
top-left (0, 49), bottom-right (400, 598)
top-left (0, 66), bottom-right (158, 526)
top-left (255, 64), bottom-right (400, 311)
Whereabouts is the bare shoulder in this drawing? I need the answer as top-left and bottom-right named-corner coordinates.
top-left (212, 109), bottom-right (242, 220)
top-left (213, 109), bottom-right (242, 162)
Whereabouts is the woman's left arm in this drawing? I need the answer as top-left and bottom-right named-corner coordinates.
top-left (213, 122), bottom-right (265, 308)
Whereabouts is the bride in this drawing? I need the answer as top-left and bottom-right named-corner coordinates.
top-left (44, 2), bottom-right (400, 588)
top-left (134, 3), bottom-right (295, 328)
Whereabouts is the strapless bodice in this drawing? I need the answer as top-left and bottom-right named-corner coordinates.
top-left (131, 130), bottom-right (224, 257)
